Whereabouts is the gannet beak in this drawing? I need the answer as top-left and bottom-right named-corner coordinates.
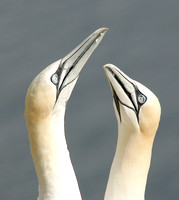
top-left (53, 28), bottom-right (108, 95)
top-left (103, 64), bottom-right (147, 121)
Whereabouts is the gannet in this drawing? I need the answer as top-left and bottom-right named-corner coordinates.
top-left (103, 64), bottom-right (161, 200)
top-left (25, 28), bottom-right (108, 200)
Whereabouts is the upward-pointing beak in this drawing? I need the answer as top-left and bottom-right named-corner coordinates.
top-left (103, 64), bottom-right (138, 110)
top-left (103, 64), bottom-right (147, 121)
top-left (55, 27), bottom-right (108, 93)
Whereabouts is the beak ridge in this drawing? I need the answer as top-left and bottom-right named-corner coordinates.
top-left (103, 64), bottom-right (138, 114)
top-left (57, 27), bottom-right (108, 92)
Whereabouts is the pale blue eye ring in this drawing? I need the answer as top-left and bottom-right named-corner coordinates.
top-left (138, 94), bottom-right (146, 104)
top-left (51, 74), bottom-right (59, 84)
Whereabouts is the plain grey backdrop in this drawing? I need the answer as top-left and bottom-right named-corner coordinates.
top-left (0, 0), bottom-right (178, 199)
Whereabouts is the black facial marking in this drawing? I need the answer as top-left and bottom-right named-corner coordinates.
top-left (111, 84), bottom-right (138, 122)
top-left (111, 84), bottom-right (121, 122)
top-left (133, 84), bottom-right (147, 118)
top-left (134, 85), bottom-right (147, 106)
top-left (107, 67), bottom-right (147, 122)
top-left (51, 33), bottom-right (102, 101)
top-left (114, 73), bottom-right (138, 113)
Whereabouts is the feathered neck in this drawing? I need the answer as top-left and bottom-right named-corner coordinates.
top-left (27, 106), bottom-right (82, 200)
top-left (104, 124), bottom-right (154, 200)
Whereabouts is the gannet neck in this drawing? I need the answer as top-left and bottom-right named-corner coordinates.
top-left (25, 28), bottom-right (108, 200)
top-left (103, 64), bottom-right (161, 200)
top-left (27, 106), bottom-right (82, 200)
top-left (104, 125), bottom-right (153, 200)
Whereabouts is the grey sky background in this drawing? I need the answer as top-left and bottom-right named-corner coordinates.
top-left (0, 1), bottom-right (178, 199)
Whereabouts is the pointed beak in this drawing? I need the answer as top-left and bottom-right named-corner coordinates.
top-left (103, 64), bottom-right (147, 120)
top-left (56, 28), bottom-right (108, 92)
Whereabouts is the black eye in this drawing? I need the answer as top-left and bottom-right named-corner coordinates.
top-left (138, 94), bottom-right (147, 104)
top-left (51, 74), bottom-right (59, 85)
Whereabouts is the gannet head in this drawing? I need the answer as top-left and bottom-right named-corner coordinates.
top-left (25, 28), bottom-right (108, 123)
top-left (103, 64), bottom-right (161, 137)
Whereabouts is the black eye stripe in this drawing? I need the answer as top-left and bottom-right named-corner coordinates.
top-left (107, 70), bottom-right (147, 122)
top-left (111, 84), bottom-right (139, 122)
top-left (134, 85), bottom-right (147, 105)
top-left (112, 67), bottom-right (147, 105)
top-left (114, 73), bottom-right (138, 113)
top-left (110, 84), bottom-right (121, 122)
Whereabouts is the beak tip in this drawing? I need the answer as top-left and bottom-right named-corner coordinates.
top-left (95, 27), bottom-right (108, 36)
top-left (101, 27), bottom-right (109, 32)
top-left (103, 65), bottom-right (107, 71)
top-left (103, 63), bottom-right (112, 71)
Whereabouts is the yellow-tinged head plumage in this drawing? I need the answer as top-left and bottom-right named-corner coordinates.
top-left (103, 63), bottom-right (161, 138)
top-left (25, 61), bottom-right (58, 122)
top-left (103, 63), bottom-right (161, 200)
top-left (24, 28), bottom-right (108, 200)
